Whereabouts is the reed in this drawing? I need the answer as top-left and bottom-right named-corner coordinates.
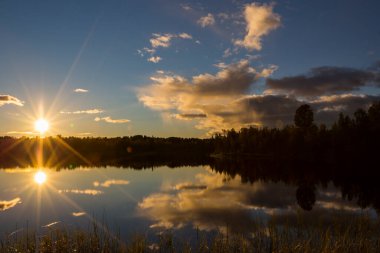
top-left (1, 214), bottom-right (379, 252)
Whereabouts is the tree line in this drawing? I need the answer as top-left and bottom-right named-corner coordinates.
top-left (212, 102), bottom-right (380, 163)
top-left (0, 101), bottom-right (379, 168)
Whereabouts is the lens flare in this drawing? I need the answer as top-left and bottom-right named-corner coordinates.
top-left (34, 171), bottom-right (47, 185)
top-left (34, 119), bottom-right (49, 134)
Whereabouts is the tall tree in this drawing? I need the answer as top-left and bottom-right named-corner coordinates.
top-left (294, 104), bottom-right (314, 129)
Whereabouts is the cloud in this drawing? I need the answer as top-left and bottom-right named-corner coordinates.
top-left (181, 4), bottom-right (192, 11)
top-left (178, 33), bottom-right (192, 39)
top-left (94, 116), bottom-right (130, 124)
top-left (0, 198), bottom-right (21, 211)
top-left (223, 48), bottom-right (232, 58)
top-left (58, 189), bottom-right (103, 195)
top-left (150, 33), bottom-right (174, 48)
top-left (218, 13), bottom-right (229, 21)
top-left (197, 13), bottom-right (215, 27)
top-left (172, 113), bottom-right (207, 120)
top-left (266, 66), bottom-right (380, 96)
top-left (60, 109), bottom-right (104, 114)
top-left (137, 47), bottom-right (156, 57)
top-left (0, 95), bottom-right (24, 107)
top-left (138, 60), bottom-right (279, 134)
top-left (93, 179), bottom-right (130, 188)
top-left (138, 59), bottom-right (380, 133)
top-left (149, 33), bottom-right (193, 48)
top-left (74, 88), bottom-right (88, 93)
top-left (234, 3), bottom-right (281, 51)
top-left (6, 131), bottom-right (35, 135)
top-left (148, 56), bottom-right (162, 63)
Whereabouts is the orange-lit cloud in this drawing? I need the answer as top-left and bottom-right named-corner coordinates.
top-left (0, 95), bottom-right (24, 107)
top-left (94, 116), bottom-right (130, 124)
top-left (198, 13), bottom-right (215, 27)
top-left (58, 189), bottom-right (103, 195)
top-left (138, 60), bottom-right (279, 134)
top-left (60, 109), bottom-right (104, 114)
top-left (148, 56), bottom-right (162, 63)
top-left (234, 3), bottom-right (281, 51)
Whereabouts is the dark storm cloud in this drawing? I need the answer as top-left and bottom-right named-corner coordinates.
top-left (266, 66), bottom-right (380, 96)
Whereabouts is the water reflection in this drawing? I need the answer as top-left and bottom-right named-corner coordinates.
top-left (0, 164), bottom-right (377, 239)
top-left (138, 166), bottom-right (374, 235)
top-left (0, 198), bottom-right (21, 211)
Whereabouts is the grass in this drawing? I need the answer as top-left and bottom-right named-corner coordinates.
top-left (1, 213), bottom-right (380, 253)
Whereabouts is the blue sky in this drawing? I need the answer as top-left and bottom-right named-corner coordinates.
top-left (1, 0), bottom-right (380, 137)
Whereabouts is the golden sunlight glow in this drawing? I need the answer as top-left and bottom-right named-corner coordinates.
top-left (34, 119), bottom-right (49, 134)
top-left (34, 171), bottom-right (47, 185)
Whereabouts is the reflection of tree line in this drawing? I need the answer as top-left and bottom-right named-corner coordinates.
top-left (210, 158), bottom-right (380, 212)
top-left (0, 136), bottom-right (212, 169)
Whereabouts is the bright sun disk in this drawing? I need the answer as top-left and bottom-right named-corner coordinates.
top-left (34, 171), bottom-right (47, 185)
top-left (35, 119), bottom-right (49, 134)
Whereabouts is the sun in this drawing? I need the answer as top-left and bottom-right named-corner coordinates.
top-left (34, 119), bottom-right (49, 134)
top-left (34, 171), bottom-right (47, 185)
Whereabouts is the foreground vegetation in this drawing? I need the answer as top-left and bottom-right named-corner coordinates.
top-left (2, 214), bottom-right (380, 253)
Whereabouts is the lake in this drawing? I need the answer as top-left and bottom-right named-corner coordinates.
top-left (0, 163), bottom-right (376, 243)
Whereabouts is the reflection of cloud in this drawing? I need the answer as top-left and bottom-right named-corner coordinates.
top-left (94, 116), bottom-right (130, 124)
top-left (93, 179), bottom-right (130, 188)
top-left (58, 189), bottom-right (103, 195)
top-left (139, 169), bottom-right (370, 234)
top-left (72, 212), bottom-right (86, 217)
top-left (0, 95), bottom-right (24, 106)
top-left (74, 88), bottom-right (88, 93)
top-left (60, 109), bottom-right (104, 114)
top-left (138, 169), bottom-right (297, 233)
top-left (234, 3), bottom-right (281, 51)
top-left (174, 182), bottom-right (207, 190)
top-left (0, 198), bottom-right (21, 211)
top-left (42, 221), bottom-right (60, 228)
top-left (198, 13), bottom-right (215, 27)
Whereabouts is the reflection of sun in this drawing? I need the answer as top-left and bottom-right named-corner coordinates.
top-left (34, 119), bottom-right (49, 134)
top-left (34, 171), bottom-right (47, 185)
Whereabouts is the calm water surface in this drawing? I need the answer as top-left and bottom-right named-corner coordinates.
top-left (0, 165), bottom-right (376, 240)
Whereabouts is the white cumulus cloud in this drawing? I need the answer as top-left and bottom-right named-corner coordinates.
top-left (234, 3), bottom-right (281, 51)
